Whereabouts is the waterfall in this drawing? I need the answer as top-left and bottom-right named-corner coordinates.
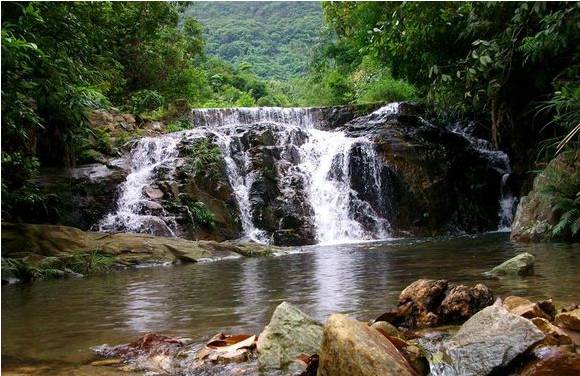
top-left (498, 173), bottom-right (516, 231)
top-left (99, 106), bottom-right (393, 244)
top-left (98, 134), bottom-right (181, 236)
top-left (450, 123), bottom-right (516, 230)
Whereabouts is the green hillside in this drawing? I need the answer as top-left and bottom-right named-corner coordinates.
top-left (186, 2), bottom-right (325, 80)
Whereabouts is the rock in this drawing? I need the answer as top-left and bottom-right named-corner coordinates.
top-left (378, 279), bottom-right (494, 328)
top-left (503, 296), bottom-right (552, 320)
top-left (256, 302), bottom-right (323, 372)
top-left (431, 304), bottom-right (544, 376)
top-left (92, 333), bottom-right (190, 374)
top-left (0, 223), bottom-right (260, 274)
top-left (555, 308), bottom-right (580, 330)
top-left (520, 346), bottom-right (580, 376)
top-left (531, 318), bottom-right (572, 346)
top-left (144, 121), bottom-right (164, 131)
top-left (487, 252), bottom-right (535, 277)
top-left (511, 150), bottom-right (580, 243)
top-left (196, 333), bottom-right (256, 364)
top-left (143, 201), bottom-right (164, 211)
top-left (440, 283), bottom-right (494, 322)
top-left (144, 186), bottom-right (164, 199)
top-left (317, 314), bottom-right (417, 376)
top-left (371, 321), bottom-right (402, 338)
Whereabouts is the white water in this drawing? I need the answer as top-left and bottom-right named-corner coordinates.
top-left (100, 106), bottom-right (394, 244)
top-left (99, 135), bottom-right (181, 236)
top-left (99, 103), bottom-right (512, 243)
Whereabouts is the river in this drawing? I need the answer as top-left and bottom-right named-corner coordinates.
top-left (2, 232), bottom-right (579, 374)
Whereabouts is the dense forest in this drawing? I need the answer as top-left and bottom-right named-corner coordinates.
top-left (187, 2), bottom-right (325, 80)
top-left (1, 1), bottom-right (579, 239)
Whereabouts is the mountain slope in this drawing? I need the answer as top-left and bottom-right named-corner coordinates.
top-left (186, 2), bottom-right (324, 80)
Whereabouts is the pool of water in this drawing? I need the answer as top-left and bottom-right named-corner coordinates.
top-left (2, 233), bottom-right (579, 374)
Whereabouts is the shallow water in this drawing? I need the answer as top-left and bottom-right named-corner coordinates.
top-left (2, 233), bottom-right (579, 374)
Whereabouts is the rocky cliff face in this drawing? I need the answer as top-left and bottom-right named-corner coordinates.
top-left (15, 104), bottom-right (512, 245)
top-left (511, 150), bottom-right (579, 242)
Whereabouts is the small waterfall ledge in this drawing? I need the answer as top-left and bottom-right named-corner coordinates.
top-left (97, 103), bottom-right (515, 245)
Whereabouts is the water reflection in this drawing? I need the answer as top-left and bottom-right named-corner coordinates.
top-left (2, 233), bottom-right (579, 373)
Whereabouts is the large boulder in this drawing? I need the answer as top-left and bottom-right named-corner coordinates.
top-left (345, 106), bottom-right (507, 236)
top-left (511, 150), bottom-right (580, 242)
top-left (256, 302), bottom-right (323, 373)
top-left (376, 279), bottom-right (493, 328)
top-left (487, 252), bottom-right (535, 277)
top-left (429, 304), bottom-right (544, 376)
top-left (317, 314), bottom-right (417, 376)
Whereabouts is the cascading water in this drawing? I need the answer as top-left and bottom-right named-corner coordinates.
top-left (99, 106), bottom-right (393, 244)
top-left (99, 135), bottom-right (181, 236)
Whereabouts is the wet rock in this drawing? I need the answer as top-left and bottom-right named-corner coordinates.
top-left (92, 333), bottom-right (191, 374)
top-left (531, 318), bottom-right (572, 346)
top-left (196, 333), bottom-right (256, 364)
top-left (1, 223), bottom-right (252, 271)
top-left (440, 283), bottom-right (494, 322)
top-left (503, 296), bottom-right (553, 320)
top-left (555, 308), bottom-right (580, 330)
top-left (317, 314), bottom-right (417, 376)
top-left (142, 201), bottom-right (163, 211)
top-left (256, 302), bottom-right (323, 373)
top-left (378, 279), bottom-right (494, 328)
top-left (371, 321), bottom-right (402, 338)
top-left (487, 252), bottom-right (535, 277)
top-left (520, 346), bottom-right (580, 376)
top-left (144, 186), bottom-right (164, 200)
top-left (430, 304), bottom-right (544, 376)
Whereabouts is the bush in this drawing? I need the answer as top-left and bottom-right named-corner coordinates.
top-left (130, 90), bottom-right (165, 114)
top-left (357, 75), bottom-right (418, 104)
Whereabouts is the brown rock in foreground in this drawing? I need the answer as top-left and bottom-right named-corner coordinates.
top-left (520, 346), bottom-right (580, 376)
top-left (504, 296), bottom-right (553, 320)
top-left (376, 279), bottom-right (493, 328)
top-left (317, 314), bottom-right (418, 376)
top-left (555, 308), bottom-right (580, 331)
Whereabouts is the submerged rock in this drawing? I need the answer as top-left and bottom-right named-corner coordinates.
top-left (317, 314), bottom-right (417, 376)
top-left (487, 252), bottom-right (535, 277)
top-left (256, 302), bottom-right (323, 373)
top-left (429, 304), bottom-right (544, 376)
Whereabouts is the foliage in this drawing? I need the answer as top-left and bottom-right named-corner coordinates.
top-left (188, 139), bottom-right (223, 177)
top-left (130, 90), bottom-right (165, 115)
top-left (187, 2), bottom-right (326, 80)
top-left (180, 196), bottom-right (216, 230)
top-left (318, 2), bottom-right (579, 155)
top-left (1, 250), bottom-right (114, 282)
top-left (537, 157), bottom-right (580, 240)
top-left (165, 120), bottom-right (191, 133)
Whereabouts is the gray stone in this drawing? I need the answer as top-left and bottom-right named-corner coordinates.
top-left (487, 252), bottom-right (535, 277)
top-left (256, 302), bottom-right (322, 372)
top-left (144, 186), bottom-right (164, 199)
top-left (429, 304), bottom-right (544, 376)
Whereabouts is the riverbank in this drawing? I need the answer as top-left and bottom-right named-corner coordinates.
top-left (1, 223), bottom-right (279, 283)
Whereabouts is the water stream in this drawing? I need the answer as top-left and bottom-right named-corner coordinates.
top-left (2, 234), bottom-right (579, 375)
